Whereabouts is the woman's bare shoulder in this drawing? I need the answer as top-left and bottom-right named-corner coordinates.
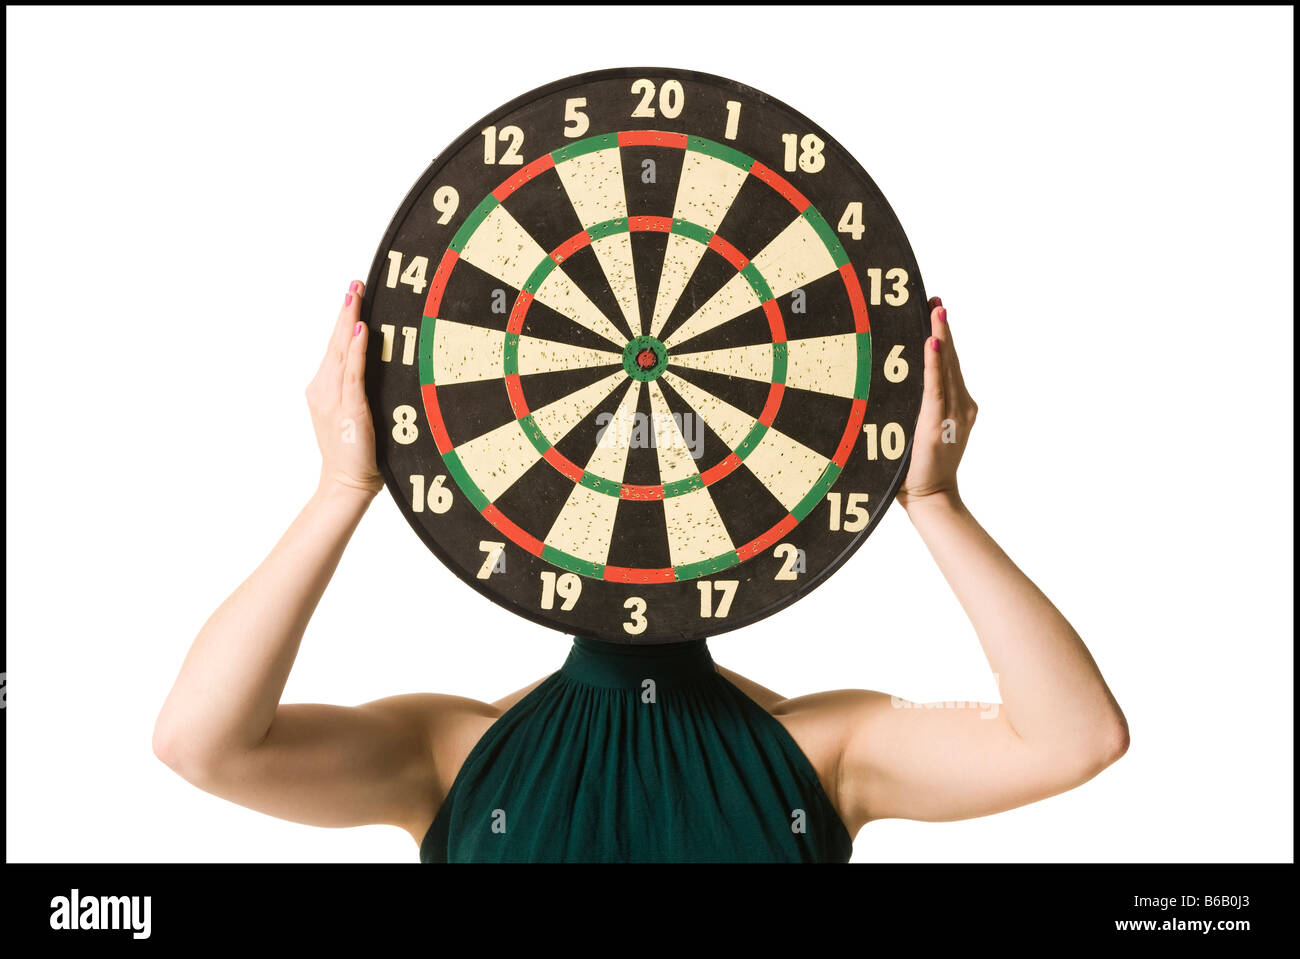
top-left (418, 676), bottom-right (554, 793)
top-left (490, 675), bottom-right (552, 712)
top-left (415, 674), bottom-right (553, 739)
top-left (394, 675), bottom-right (554, 841)
top-left (713, 663), bottom-right (787, 710)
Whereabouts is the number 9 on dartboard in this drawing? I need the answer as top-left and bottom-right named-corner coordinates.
top-left (362, 67), bottom-right (928, 643)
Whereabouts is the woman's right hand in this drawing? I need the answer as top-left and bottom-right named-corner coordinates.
top-left (305, 280), bottom-right (383, 498)
top-left (157, 276), bottom-right (461, 842)
top-left (894, 296), bottom-right (978, 512)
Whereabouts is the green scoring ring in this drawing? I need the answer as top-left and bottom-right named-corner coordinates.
top-left (423, 130), bottom-right (874, 583)
top-left (622, 335), bottom-right (669, 382)
top-left (494, 214), bottom-right (790, 503)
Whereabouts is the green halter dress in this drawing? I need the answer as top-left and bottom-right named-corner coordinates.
top-left (420, 635), bottom-right (854, 863)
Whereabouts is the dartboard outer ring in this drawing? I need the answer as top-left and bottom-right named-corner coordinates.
top-left (361, 67), bottom-right (928, 644)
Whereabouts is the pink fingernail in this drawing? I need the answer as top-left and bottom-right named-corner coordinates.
top-left (930, 337), bottom-right (940, 352)
top-left (349, 281), bottom-right (360, 294)
top-left (938, 307), bottom-right (948, 324)
top-left (353, 322), bottom-right (363, 337)
top-left (344, 293), bottom-right (353, 307)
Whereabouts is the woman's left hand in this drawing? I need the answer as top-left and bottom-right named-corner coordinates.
top-left (894, 296), bottom-right (978, 510)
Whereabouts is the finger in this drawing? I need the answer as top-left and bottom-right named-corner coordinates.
top-left (929, 296), bottom-right (959, 368)
top-left (322, 280), bottom-right (366, 370)
top-left (930, 305), bottom-right (959, 417)
top-left (934, 302), bottom-right (967, 379)
top-left (926, 296), bottom-right (955, 362)
top-left (935, 303), bottom-right (975, 406)
top-left (931, 302), bottom-right (953, 352)
top-left (341, 316), bottom-right (369, 407)
top-left (950, 347), bottom-right (974, 411)
top-left (921, 334), bottom-right (945, 422)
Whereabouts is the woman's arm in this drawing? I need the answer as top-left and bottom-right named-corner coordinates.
top-left (153, 282), bottom-right (490, 840)
top-left (778, 299), bottom-right (1129, 832)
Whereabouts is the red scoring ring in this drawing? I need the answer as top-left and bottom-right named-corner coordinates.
top-left (416, 131), bottom-right (875, 580)
top-left (501, 217), bottom-right (789, 496)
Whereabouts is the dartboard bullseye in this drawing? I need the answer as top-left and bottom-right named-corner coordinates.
top-left (363, 68), bottom-right (927, 643)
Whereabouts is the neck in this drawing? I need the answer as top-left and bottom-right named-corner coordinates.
top-left (561, 635), bottom-right (716, 689)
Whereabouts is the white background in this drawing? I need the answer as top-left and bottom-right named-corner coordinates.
top-left (6, 6), bottom-right (1293, 863)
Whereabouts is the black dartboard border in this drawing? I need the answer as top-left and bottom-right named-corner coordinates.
top-left (360, 66), bottom-right (927, 643)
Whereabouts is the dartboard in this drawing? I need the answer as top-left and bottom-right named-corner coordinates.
top-left (362, 68), bottom-right (926, 643)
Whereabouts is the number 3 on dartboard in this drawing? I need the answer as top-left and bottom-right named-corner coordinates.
top-left (623, 597), bottom-right (648, 635)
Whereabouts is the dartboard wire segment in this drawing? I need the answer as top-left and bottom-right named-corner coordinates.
top-left (364, 69), bottom-right (927, 643)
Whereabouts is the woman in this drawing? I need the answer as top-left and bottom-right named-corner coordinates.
top-left (153, 281), bottom-right (1129, 862)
